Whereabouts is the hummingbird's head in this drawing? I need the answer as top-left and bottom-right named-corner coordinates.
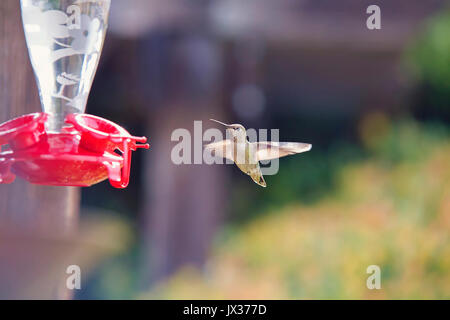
top-left (210, 119), bottom-right (246, 142)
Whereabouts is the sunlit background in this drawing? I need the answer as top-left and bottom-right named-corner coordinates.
top-left (1, 0), bottom-right (449, 299)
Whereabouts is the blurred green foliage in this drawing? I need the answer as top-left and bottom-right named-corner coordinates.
top-left (141, 119), bottom-right (450, 299)
top-left (229, 140), bottom-right (365, 223)
top-left (407, 10), bottom-right (450, 110)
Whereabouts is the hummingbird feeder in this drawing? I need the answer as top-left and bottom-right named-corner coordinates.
top-left (0, 0), bottom-right (149, 188)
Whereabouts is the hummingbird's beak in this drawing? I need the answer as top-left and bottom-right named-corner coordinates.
top-left (210, 119), bottom-right (232, 127)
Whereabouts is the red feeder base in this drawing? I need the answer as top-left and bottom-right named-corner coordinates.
top-left (0, 113), bottom-right (149, 188)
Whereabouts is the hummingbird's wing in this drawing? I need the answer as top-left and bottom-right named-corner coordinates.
top-left (256, 142), bottom-right (312, 161)
top-left (204, 140), bottom-right (234, 161)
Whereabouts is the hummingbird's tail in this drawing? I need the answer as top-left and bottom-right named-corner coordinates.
top-left (250, 172), bottom-right (267, 188)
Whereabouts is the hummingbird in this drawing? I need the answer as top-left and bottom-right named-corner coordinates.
top-left (205, 119), bottom-right (312, 187)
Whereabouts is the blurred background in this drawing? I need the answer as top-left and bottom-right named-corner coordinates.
top-left (0, 0), bottom-right (449, 299)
